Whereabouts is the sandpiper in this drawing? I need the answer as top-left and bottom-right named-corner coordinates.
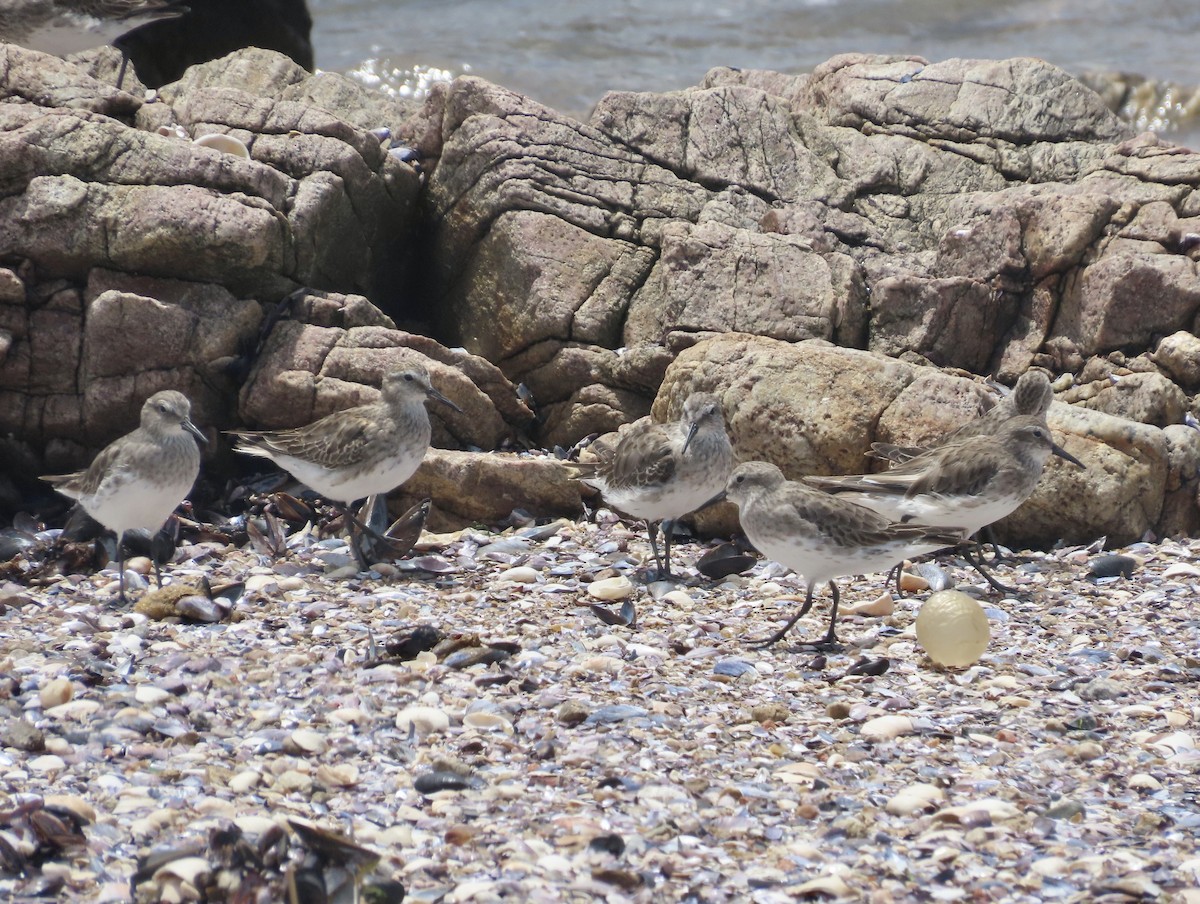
top-left (43, 389), bottom-right (206, 602)
top-left (806, 414), bottom-right (1083, 566)
top-left (713, 461), bottom-right (965, 648)
top-left (0, 0), bottom-right (186, 86)
top-left (579, 392), bottom-right (734, 580)
top-left (871, 370), bottom-right (1054, 465)
top-left (230, 362), bottom-right (460, 571)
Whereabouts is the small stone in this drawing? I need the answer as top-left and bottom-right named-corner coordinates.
top-left (1, 717), bottom-right (45, 751)
top-left (713, 659), bottom-right (757, 678)
top-left (750, 702), bottom-right (790, 724)
top-left (556, 701), bottom-right (590, 727)
top-left (1044, 799), bottom-right (1086, 820)
top-left (497, 566), bottom-right (540, 584)
top-left (585, 704), bottom-right (648, 725)
top-left (1078, 678), bottom-right (1125, 701)
top-left (125, 556), bottom-right (153, 576)
top-left (827, 701), bottom-right (852, 720)
top-left (1072, 740), bottom-right (1104, 761)
top-left (587, 576), bottom-right (635, 601)
top-left (40, 677), bottom-right (74, 709)
top-left (1128, 773), bottom-right (1163, 791)
top-left (860, 714), bottom-right (914, 742)
top-left (898, 571), bottom-right (929, 592)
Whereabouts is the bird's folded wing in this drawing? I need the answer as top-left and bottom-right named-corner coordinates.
top-left (232, 417), bottom-right (376, 470)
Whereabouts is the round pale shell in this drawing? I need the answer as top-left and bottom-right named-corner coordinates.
top-left (916, 590), bottom-right (990, 667)
top-left (192, 132), bottom-right (250, 158)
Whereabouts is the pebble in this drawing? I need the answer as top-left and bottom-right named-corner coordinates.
top-left (556, 701), bottom-right (590, 727)
top-left (228, 771), bottom-right (261, 793)
top-left (287, 728), bottom-right (328, 755)
top-left (1128, 773), bottom-right (1163, 791)
top-left (587, 576), bottom-right (634, 600)
top-left (28, 754), bottom-right (67, 774)
top-left (584, 704), bottom-right (648, 725)
top-left (497, 566), bottom-right (540, 584)
top-left (39, 677), bottom-right (74, 709)
top-left (750, 702), bottom-right (790, 724)
top-left (713, 659), bottom-right (758, 678)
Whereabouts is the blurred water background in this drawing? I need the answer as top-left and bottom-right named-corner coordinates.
top-left (310, 0), bottom-right (1200, 143)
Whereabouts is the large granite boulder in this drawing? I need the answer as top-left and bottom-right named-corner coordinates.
top-left (657, 335), bottom-right (1171, 547)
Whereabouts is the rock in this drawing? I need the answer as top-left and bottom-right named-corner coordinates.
top-left (1081, 372), bottom-right (1187, 427)
top-left (396, 450), bottom-right (585, 531)
top-left (0, 717), bottom-right (45, 752)
top-left (1151, 331), bottom-right (1200, 389)
top-left (238, 314), bottom-right (532, 453)
top-left (750, 702), bottom-right (790, 724)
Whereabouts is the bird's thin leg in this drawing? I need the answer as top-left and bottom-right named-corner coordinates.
top-left (116, 531), bottom-right (128, 604)
top-left (116, 52), bottom-right (130, 91)
top-left (660, 518), bottom-right (676, 580)
top-left (961, 545), bottom-right (1018, 595)
top-left (822, 581), bottom-right (841, 646)
top-left (340, 504), bottom-right (371, 572)
top-left (645, 520), bottom-right (668, 579)
top-left (887, 562), bottom-right (902, 593)
top-left (747, 583), bottom-right (817, 647)
top-left (153, 558), bottom-right (163, 590)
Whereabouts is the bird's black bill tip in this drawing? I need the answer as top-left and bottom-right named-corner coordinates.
top-left (698, 489), bottom-right (727, 511)
top-left (428, 387), bottom-right (464, 413)
top-left (184, 420), bottom-right (209, 445)
top-left (681, 421), bottom-right (700, 456)
top-left (1051, 441), bottom-right (1085, 469)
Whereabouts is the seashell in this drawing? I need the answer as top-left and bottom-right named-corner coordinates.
top-left (846, 592), bottom-right (894, 617)
top-left (886, 782), bottom-right (945, 815)
top-left (395, 706), bottom-right (450, 734)
top-left (910, 561), bottom-right (953, 591)
top-left (1088, 554), bottom-right (1137, 578)
top-left (413, 771), bottom-right (471, 795)
top-left (192, 132), bottom-right (250, 158)
top-left (916, 590), bottom-right (990, 668)
top-left (589, 600), bottom-right (635, 627)
top-left (860, 714), bottom-right (914, 741)
top-left (587, 576), bottom-right (634, 600)
top-left (369, 126), bottom-right (392, 142)
top-left (462, 711), bottom-right (514, 733)
top-left (696, 542), bottom-right (757, 579)
top-left (175, 595), bottom-right (227, 623)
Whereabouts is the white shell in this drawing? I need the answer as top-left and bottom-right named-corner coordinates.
top-left (192, 132), bottom-right (251, 158)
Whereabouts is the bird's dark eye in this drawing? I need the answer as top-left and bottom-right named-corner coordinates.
top-left (735, 475), bottom-right (745, 484)
top-left (403, 373), bottom-right (415, 382)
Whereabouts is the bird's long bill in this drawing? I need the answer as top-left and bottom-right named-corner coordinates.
top-left (183, 418), bottom-right (209, 445)
top-left (680, 421), bottom-right (700, 456)
top-left (698, 489), bottom-right (728, 511)
top-left (1051, 441), bottom-right (1085, 469)
top-left (427, 386), bottom-right (463, 413)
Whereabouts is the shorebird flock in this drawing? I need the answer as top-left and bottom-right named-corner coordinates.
top-left (42, 363), bottom-right (1083, 648)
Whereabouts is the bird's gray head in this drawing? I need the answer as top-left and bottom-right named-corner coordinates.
top-left (1003, 415), bottom-right (1083, 469)
top-left (382, 364), bottom-right (463, 412)
top-left (142, 390), bottom-right (206, 444)
top-left (1011, 370), bottom-right (1053, 417)
top-left (725, 461), bottom-right (786, 505)
top-left (680, 392), bottom-right (726, 454)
